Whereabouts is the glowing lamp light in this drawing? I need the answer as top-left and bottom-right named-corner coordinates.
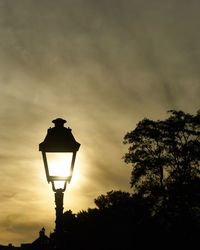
top-left (39, 118), bottom-right (80, 192)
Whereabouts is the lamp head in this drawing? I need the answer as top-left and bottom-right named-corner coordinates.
top-left (39, 118), bottom-right (80, 192)
top-left (39, 118), bottom-right (80, 152)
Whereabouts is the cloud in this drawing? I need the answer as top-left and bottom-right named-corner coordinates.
top-left (0, 0), bottom-right (199, 245)
top-left (0, 213), bottom-right (48, 246)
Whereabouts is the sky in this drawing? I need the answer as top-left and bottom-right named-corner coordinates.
top-left (0, 0), bottom-right (199, 246)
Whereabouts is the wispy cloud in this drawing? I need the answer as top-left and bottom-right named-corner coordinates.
top-left (0, 0), bottom-right (199, 245)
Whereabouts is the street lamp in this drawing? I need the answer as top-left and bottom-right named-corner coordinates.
top-left (39, 118), bottom-right (80, 250)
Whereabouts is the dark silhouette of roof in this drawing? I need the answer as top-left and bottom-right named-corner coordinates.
top-left (31, 228), bottom-right (50, 250)
top-left (0, 244), bottom-right (20, 249)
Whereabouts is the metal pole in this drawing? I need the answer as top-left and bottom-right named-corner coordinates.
top-left (55, 190), bottom-right (64, 250)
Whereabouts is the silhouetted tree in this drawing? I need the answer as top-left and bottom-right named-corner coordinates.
top-left (123, 110), bottom-right (200, 196)
top-left (123, 110), bottom-right (200, 246)
top-left (61, 191), bottom-right (150, 249)
top-left (62, 210), bottom-right (76, 232)
top-left (94, 190), bottom-right (131, 209)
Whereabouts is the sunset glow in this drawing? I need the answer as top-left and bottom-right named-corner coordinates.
top-left (0, 0), bottom-right (199, 247)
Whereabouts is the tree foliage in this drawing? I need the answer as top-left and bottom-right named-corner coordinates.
top-left (94, 190), bottom-right (131, 209)
top-left (62, 190), bottom-right (151, 249)
top-left (123, 110), bottom-right (200, 199)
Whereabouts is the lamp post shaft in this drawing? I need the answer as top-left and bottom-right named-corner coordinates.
top-left (55, 190), bottom-right (64, 250)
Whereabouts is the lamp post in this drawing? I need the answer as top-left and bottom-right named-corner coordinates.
top-left (39, 118), bottom-right (80, 250)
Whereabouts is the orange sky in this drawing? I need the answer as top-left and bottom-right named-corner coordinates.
top-left (0, 0), bottom-right (199, 246)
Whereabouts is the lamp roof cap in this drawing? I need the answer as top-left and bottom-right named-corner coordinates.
top-left (52, 118), bottom-right (66, 127)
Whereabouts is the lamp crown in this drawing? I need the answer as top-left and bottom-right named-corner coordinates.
top-left (52, 118), bottom-right (66, 127)
top-left (39, 118), bottom-right (80, 152)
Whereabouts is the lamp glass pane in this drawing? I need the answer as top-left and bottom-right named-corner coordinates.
top-left (53, 181), bottom-right (66, 190)
top-left (46, 152), bottom-right (73, 179)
